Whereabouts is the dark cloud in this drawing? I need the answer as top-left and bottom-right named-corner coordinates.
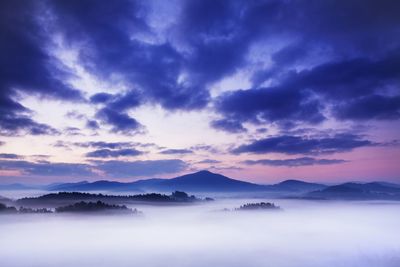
top-left (0, 141), bottom-right (4, 146)
top-left (232, 134), bottom-right (373, 155)
top-left (95, 108), bottom-right (143, 134)
top-left (243, 157), bottom-right (347, 167)
top-left (55, 140), bottom-right (161, 158)
top-left (86, 148), bottom-right (144, 158)
top-left (90, 92), bottom-right (143, 134)
top-left (86, 120), bottom-right (100, 130)
top-left (271, 44), bottom-right (309, 67)
top-left (190, 144), bottom-right (220, 154)
top-left (181, 0), bottom-right (400, 88)
top-left (0, 153), bottom-right (23, 159)
top-left (334, 95), bottom-right (400, 120)
top-left (256, 128), bottom-right (268, 134)
top-left (73, 141), bottom-right (133, 149)
top-left (66, 140), bottom-right (159, 150)
top-left (160, 149), bottom-right (193, 155)
top-left (64, 111), bottom-right (100, 131)
top-left (217, 51), bottom-right (400, 131)
top-left (137, 142), bottom-right (161, 149)
top-left (210, 118), bottom-right (247, 133)
top-left (215, 87), bottom-right (325, 129)
top-left (106, 90), bottom-right (142, 112)
top-left (191, 145), bottom-right (215, 151)
top-left (90, 91), bottom-right (142, 112)
top-left (0, 114), bottom-right (60, 136)
top-left (89, 93), bottom-right (114, 104)
top-left (178, 0), bottom-right (252, 86)
top-left (304, 56), bottom-right (398, 99)
top-left (95, 159), bottom-right (188, 178)
top-left (2, 0), bottom-right (400, 138)
top-left (0, 1), bottom-right (83, 136)
top-left (208, 0), bottom-right (400, 131)
top-left (50, 0), bottom-right (209, 112)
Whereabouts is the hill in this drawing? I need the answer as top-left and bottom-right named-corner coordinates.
top-left (269, 179), bottom-right (326, 192)
top-left (46, 180), bottom-right (142, 192)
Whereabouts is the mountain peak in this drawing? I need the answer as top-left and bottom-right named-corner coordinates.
top-left (174, 170), bottom-right (227, 181)
top-left (194, 170), bottom-right (214, 175)
top-left (278, 179), bottom-right (308, 185)
top-left (159, 170), bottom-right (265, 192)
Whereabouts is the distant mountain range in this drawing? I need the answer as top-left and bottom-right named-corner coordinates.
top-left (44, 171), bottom-right (268, 192)
top-left (0, 170), bottom-right (399, 200)
top-left (269, 180), bottom-right (326, 192)
top-left (306, 182), bottom-right (400, 200)
top-left (0, 170), bottom-right (324, 193)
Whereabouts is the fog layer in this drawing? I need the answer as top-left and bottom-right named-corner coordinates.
top-left (1, 199), bottom-right (399, 267)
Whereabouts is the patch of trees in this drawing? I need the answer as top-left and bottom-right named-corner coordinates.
top-left (236, 202), bottom-right (281, 211)
top-left (17, 191), bottom-right (210, 205)
top-left (217, 202), bottom-right (281, 213)
top-left (0, 203), bottom-right (52, 214)
top-left (1, 201), bottom-right (141, 215)
top-left (18, 207), bottom-right (53, 213)
top-left (55, 201), bottom-right (140, 214)
top-left (0, 202), bottom-right (17, 213)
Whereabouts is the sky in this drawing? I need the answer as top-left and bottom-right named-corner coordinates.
top-left (0, 0), bottom-right (400, 184)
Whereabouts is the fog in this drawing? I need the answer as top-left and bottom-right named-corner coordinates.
top-left (1, 198), bottom-right (399, 267)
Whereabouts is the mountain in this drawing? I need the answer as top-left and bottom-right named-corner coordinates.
top-left (120, 178), bottom-right (165, 191)
top-left (45, 174), bottom-right (325, 193)
top-left (146, 170), bottom-right (267, 192)
top-left (373, 182), bottom-right (400, 188)
top-left (45, 181), bottom-right (89, 191)
top-left (269, 180), bottom-right (326, 192)
top-left (4, 170), bottom-right (398, 196)
top-left (46, 180), bottom-right (142, 192)
top-left (306, 182), bottom-right (400, 200)
top-left (45, 171), bottom-right (267, 193)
